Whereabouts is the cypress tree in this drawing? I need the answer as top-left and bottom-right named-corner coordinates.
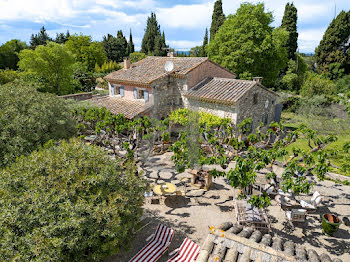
top-left (210, 0), bottom-right (225, 42)
top-left (200, 28), bottom-right (208, 57)
top-left (315, 10), bottom-right (350, 78)
top-left (281, 3), bottom-right (298, 60)
top-left (128, 29), bottom-right (135, 54)
top-left (30, 26), bottom-right (52, 48)
top-left (141, 13), bottom-right (167, 56)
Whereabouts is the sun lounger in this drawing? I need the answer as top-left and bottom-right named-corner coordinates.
top-left (299, 191), bottom-right (322, 212)
top-left (167, 238), bottom-right (200, 262)
top-left (129, 224), bottom-right (174, 262)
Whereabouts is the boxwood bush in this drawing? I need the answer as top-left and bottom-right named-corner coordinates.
top-left (0, 139), bottom-right (147, 261)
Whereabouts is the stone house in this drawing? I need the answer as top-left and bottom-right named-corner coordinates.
top-left (91, 56), bottom-right (279, 127)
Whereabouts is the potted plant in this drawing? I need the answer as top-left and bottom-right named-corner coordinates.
top-left (322, 213), bottom-right (341, 236)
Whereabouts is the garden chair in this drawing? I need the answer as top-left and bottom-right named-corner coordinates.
top-left (129, 224), bottom-right (174, 262)
top-left (167, 238), bottom-right (200, 262)
top-left (299, 191), bottom-right (322, 212)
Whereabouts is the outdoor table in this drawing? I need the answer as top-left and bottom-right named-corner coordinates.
top-left (153, 183), bottom-right (177, 196)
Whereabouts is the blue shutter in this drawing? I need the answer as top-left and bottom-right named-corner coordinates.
top-left (111, 85), bottom-right (115, 95)
top-left (144, 90), bottom-right (149, 102)
top-left (120, 86), bottom-right (124, 97)
top-left (133, 88), bottom-right (137, 99)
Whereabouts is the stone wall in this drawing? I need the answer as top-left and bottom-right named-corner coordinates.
top-left (187, 60), bottom-right (235, 88)
top-left (151, 75), bottom-right (185, 119)
top-left (236, 84), bottom-right (278, 129)
top-left (185, 98), bottom-right (237, 122)
top-left (58, 92), bottom-right (92, 101)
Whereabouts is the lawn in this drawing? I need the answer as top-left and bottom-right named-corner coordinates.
top-left (280, 112), bottom-right (350, 177)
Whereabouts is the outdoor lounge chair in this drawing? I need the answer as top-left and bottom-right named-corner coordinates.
top-left (129, 224), bottom-right (174, 262)
top-left (167, 238), bottom-right (200, 262)
top-left (299, 191), bottom-right (322, 212)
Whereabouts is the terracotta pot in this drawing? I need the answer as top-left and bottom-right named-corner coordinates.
top-left (322, 213), bottom-right (341, 236)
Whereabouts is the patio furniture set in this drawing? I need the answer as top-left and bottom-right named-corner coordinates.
top-left (145, 178), bottom-right (190, 205)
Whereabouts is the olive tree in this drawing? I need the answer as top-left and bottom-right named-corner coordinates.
top-left (0, 139), bottom-right (147, 261)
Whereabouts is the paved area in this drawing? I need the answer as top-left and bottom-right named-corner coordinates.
top-left (106, 152), bottom-right (350, 262)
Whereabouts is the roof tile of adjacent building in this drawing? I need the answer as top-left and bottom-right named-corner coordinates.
top-left (89, 96), bottom-right (152, 119)
top-left (185, 77), bottom-right (277, 105)
top-left (104, 56), bottom-right (232, 85)
top-left (196, 222), bottom-right (342, 262)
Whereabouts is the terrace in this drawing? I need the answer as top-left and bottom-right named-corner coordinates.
top-left (105, 152), bottom-right (350, 262)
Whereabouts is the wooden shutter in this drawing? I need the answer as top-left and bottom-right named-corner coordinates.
top-left (144, 90), bottom-right (149, 102)
top-left (111, 85), bottom-right (115, 95)
top-left (120, 86), bottom-right (124, 97)
top-left (133, 88), bottom-right (137, 99)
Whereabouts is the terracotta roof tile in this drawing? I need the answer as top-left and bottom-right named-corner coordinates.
top-left (104, 56), bottom-right (209, 84)
top-left (185, 77), bottom-right (257, 105)
top-left (89, 96), bottom-right (152, 119)
top-left (197, 223), bottom-right (342, 262)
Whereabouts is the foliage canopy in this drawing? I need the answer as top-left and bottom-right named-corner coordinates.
top-left (0, 139), bottom-right (147, 261)
top-left (208, 3), bottom-right (288, 86)
top-left (0, 81), bottom-right (75, 167)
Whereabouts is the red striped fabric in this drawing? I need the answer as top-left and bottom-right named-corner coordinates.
top-left (168, 238), bottom-right (200, 262)
top-left (129, 224), bottom-right (174, 262)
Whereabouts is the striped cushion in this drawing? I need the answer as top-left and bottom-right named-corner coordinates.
top-left (168, 238), bottom-right (200, 262)
top-left (129, 224), bottom-right (174, 262)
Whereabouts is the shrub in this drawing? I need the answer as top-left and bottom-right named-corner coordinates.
top-left (300, 72), bottom-right (336, 97)
top-left (0, 139), bottom-right (147, 261)
top-left (0, 69), bottom-right (19, 85)
top-left (0, 80), bottom-right (75, 167)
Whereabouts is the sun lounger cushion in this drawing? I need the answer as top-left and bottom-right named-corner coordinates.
top-left (168, 238), bottom-right (200, 262)
top-left (129, 224), bottom-right (174, 262)
top-left (244, 203), bottom-right (262, 222)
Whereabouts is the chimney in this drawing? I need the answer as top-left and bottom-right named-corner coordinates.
top-left (123, 57), bottom-right (131, 69)
top-left (253, 77), bottom-right (263, 84)
top-left (167, 51), bottom-right (174, 57)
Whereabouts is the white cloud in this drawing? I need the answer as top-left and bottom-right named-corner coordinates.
top-left (96, 0), bottom-right (156, 9)
top-left (156, 2), bottom-right (213, 29)
top-left (298, 28), bottom-right (326, 52)
top-left (167, 39), bottom-right (202, 49)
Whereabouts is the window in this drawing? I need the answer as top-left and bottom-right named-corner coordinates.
top-left (253, 93), bottom-right (258, 104)
top-left (111, 85), bottom-right (120, 95)
top-left (133, 88), bottom-right (149, 102)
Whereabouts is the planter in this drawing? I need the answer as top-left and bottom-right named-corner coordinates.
top-left (322, 213), bottom-right (341, 236)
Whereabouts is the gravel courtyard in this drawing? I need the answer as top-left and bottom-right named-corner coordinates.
top-left (106, 152), bottom-right (350, 262)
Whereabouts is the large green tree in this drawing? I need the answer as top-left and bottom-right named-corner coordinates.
top-left (0, 39), bottom-right (27, 70)
top-left (141, 13), bottom-right (167, 55)
top-left (200, 28), bottom-right (209, 57)
top-left (315, 10), bottom-right (350, 79)
top-left (30, 26), bottom-right (52, 49)
top-left (0, 80), bottom-right (75, 167)
top-left (101, 31), bottom-right (128, 62)
top-left (55, 30), bottom-right (70, 44)
top-left (0, 139), bottom-right (146, 261)
top-left (281, 3), bottom-right (298, 60)
top-left (208, 3), bottom-right (289, 86)
top-left (18, 41), bottom-right (75, 94)
top-left (210, 0), bottom-right (226, 42)
top-left (65, 35), bottom-right (107, 71)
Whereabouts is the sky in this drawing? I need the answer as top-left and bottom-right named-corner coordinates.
top-left (0, 0), bottom-right (349, 53)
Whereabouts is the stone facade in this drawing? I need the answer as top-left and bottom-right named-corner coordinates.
top-left (103, 56), bottom-right (278, 126)
top-left (184, 98), bottom-right (237, 122)
top-left (236, 85), bottom-right (277, 129)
